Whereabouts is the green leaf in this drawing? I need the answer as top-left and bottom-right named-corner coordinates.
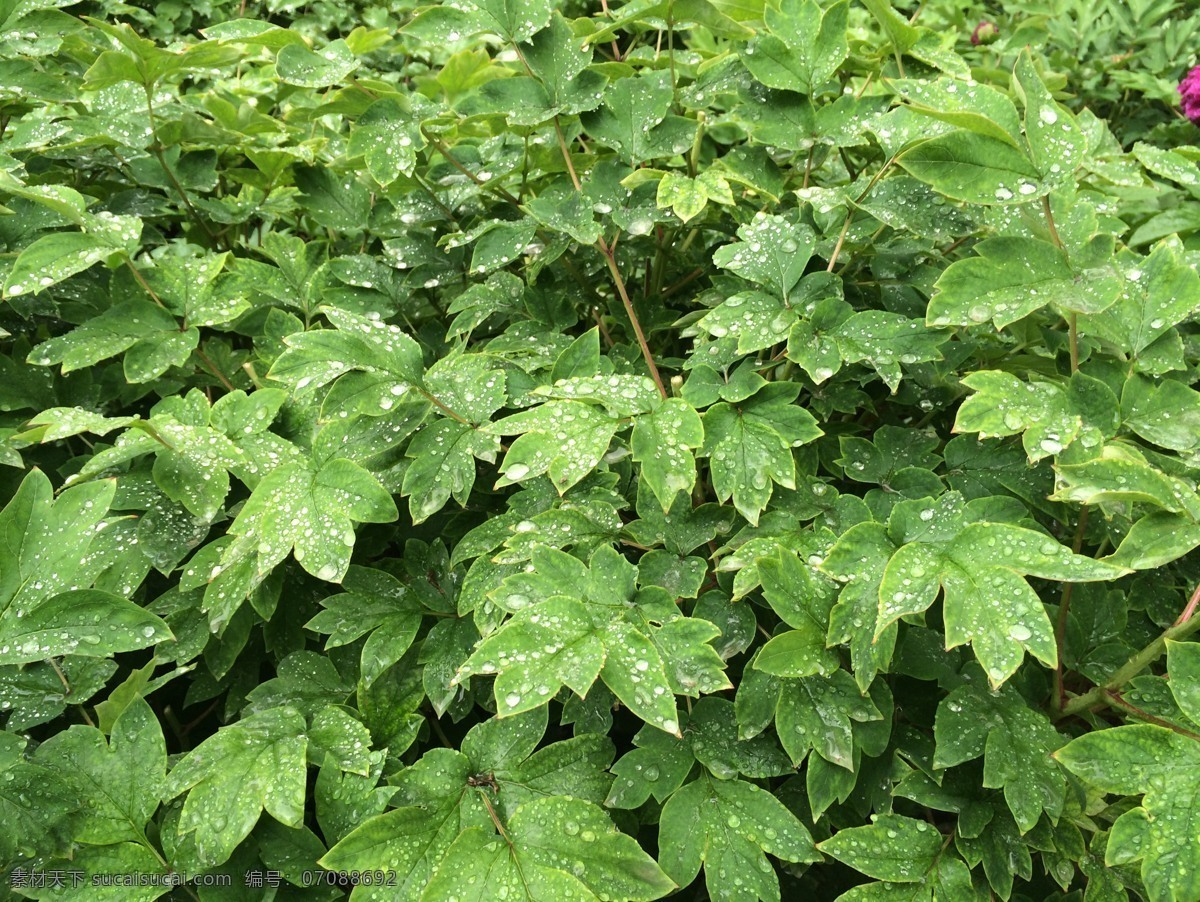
top-left (320, 749), bottom-right (489, 899)
top-left (701, 383), bottom-right (822, 525)
top-left (310, 706), bottom-right (375, 776)
top-left (0, 589), bottom-right (170, 666)
top-left (0, 471), bottom-right (172, 665)
top-left (458, 594), bottom-right (608, 715)
top-left (305, 566), bottom-right (422, 689)
top-left (420, 827), bottom-right (597, 902)
top-left (867, 518), bottom-right (1127, 686)
top-left (33, 698), bottom-right (165, 844)
top-left (712, 214), bottom-right (815, 297)
top-left (898, 130), bottom-right (1041, 205)
top-left (4, 230), bottom-right (132, 297)
top-left (205, 458), bottom-right (397, 629)
top-left (1106, 512), bottom-right (1200, 570)
top-left (349, 97), bottom-right (427, 184)
top-left (457, 546), bottom-right (719, 735)
top-left (1166, 640), bottom-right (1200, 724)
top-left (929, 237), bottom-right (1077, 329)
top-left (1015, 50), bottom-right (1086, 184)
top-left (489, 400), bottom-right (620, 494)
top-left (934, 683), bottom-right (1065, 832)
top-left (831, 311), bottom-right (944, 391)
top-left (1056, 725), bottom-right (1200, 902)
top-left (406, 0), bottom-right (555, 43)
top-left (822, 522), bottom-right (899, 691)
top-left (583, 70), bottom-right (695, 165)
top-left (739, 0), bottom-right (848, 95)
top-left (631, 398), bottom-right (704, 511)
top-left (527, 186), bottom-right (604, 244)
top-left (1124, 377), bottom-right (1200, 452)
top-left (535, 373), bottom-right (660, 418)
top-left (659, 773), bottom-right (818, 902)
top-left (776, 669), bottom-right (880, 768)
top-left (164, 705), bottom-right (308, 868)
top-left (269, 306), bottom-right (425, 396)
top-left (508, 796), bottom-right (675, 900)
top-left (28, 301), bottom-right (195, 382)
top-left (1080, 242), bottom-right (1200, 359)
top-left (22, 843), bottom-right (170, 901)
top-left (754, 551), bottom-right (837, 676)
top-left (819, 815), bottom-right (942, 882)
top-left (892, 77), bottom-right (1022, 147)
top-left (295, 166), bottom-right (371, 231)
top-left (952, 370), bottom-right (1111, 463)
top-left (1052, 444), bottom-right (1200, 519)
top-left (276, 39), bottom-right (359, 87)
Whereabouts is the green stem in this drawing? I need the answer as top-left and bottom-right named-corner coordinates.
top-left (144, 86), bottom-right (219, 246)
top-left (421, 129), bottom-right (521, 205)
top-left (1057, 590), bottom-right (1200, 719)
top-left (1040, 195), bottom-right (1079, 371)
top-left (1052, 506), bottom-right (1090, 713)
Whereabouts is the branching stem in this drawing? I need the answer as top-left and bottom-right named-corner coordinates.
top-left (1057, 585), bottom-right (1200, 719)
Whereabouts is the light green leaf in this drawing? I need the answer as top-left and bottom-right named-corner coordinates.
top-left (952, 370), bottom-right (1102, 463)
top-left (349, 97), bottom-right (426, 184)
top-left (164, 705), bottom-right (308, 868)
top-left (929, 237), bottom-right (1077, 329)
top-left (309, 706), bottom-right (375, 776)
top-left (1166, 640), bottom-right (1200, 725)
top-left (320, 748), bottom-right (489, 899)
top-left (702, 383), bottom-right (822, 525)
top-left (695, 291), bottom-right (795, 355)
top-left (1056, 725), bottom-right (1200, 902)
top-left (0, 471), bottom-right (115, 617)
top-left (489, 400), bottom-right (619, 494)
top-left (1124, 377), bottom-right (1200, 452)
top-left (583, 70), bottom-right (695, 165)
top-left (205, 458), bottom-right (397, 629)
top-left (831, 311), bottom-right (944, 391)
top-left (1052, 444), bottom-right (1200, 519)
top-left (1015, 51), bottom-right (1086, 184)
top-left (276, 39), bottom-right (359, 87)
top-left (827, 510), bottom-right (1125, 686)
top-left (27, 301), bottom-right (195, 382)
top-left (898, 130), bottom-right (1041, 205)
top-left (631, 398), bottom-right (704, 511)
top-left (535, 373), bottom-right (660, 418)
top-left (1106, 512), bottom-right (1200, 570)
top-left (712, 214), bottom-right (815, 297)
top-left (33, 698), bottom-right (166, 844)
top-left (4, 231), bottom-right (128, 298)
top-left (458, 594), bottom-right (607, 716)
top-left (892, 77), bottom-right (1022, 147)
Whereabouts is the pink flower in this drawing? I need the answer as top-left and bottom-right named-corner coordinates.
top-left (1179, 66), bottom-right (1200, 124)
top-left (970, 21), bottom-right (999, 46)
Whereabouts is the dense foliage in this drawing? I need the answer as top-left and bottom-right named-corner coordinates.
top-left (3, 0), bottom-right (1200, 899)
